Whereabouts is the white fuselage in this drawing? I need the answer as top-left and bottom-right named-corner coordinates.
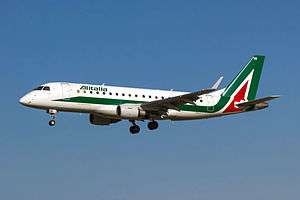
top-left (19, 56), bottom-right (275, 133)
top-left (19, 82), bottom-right (227, 121)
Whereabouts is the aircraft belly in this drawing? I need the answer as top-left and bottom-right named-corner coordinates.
top-left (52, 101), bottom-right (104, 113)
top-left (167, 110), bottom-right (221, 120)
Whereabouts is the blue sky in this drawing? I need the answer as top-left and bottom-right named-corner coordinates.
top-left (0, 0), bottom-right (299, 199)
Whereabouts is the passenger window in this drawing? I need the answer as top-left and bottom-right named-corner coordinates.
top-left (122, 93), bottom-right (125, 96)
top-left (155, 96), bottom-right (158, 99)
top-left (129, 94), bottom-right (131, 97)
top-left (96, 91), bottom-right (99, 94)
top-left (149, 95), bottom-right (151, 98)
top-left (135, 94), bottom-right (138, 97)
top-left (90, 91), bottom-right (93, 94)
top-left (142, 95), bottom-right (145, 98)
top-left (116, 93), bottom-right (118, 96)
top-left (161, 96), bottom-right (165, 99)
top-left (103, 92), bottom-right (106, 95)
top-left (109, 92), bottom-right (112, 95)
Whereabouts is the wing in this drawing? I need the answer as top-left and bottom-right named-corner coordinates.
top-left (141, 88), bottom-right (216, 112)
top-left (140, 77), bottom-right (223, 113)
top-left (236, 95), bottom-right (280, 110)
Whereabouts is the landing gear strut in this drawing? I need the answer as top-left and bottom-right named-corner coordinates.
top-left (47, 109), bottom-right (57, 127)
top-left (147, 120), bottom-right (159, 130)
top-left (129, 120), bottom-right (140, 134)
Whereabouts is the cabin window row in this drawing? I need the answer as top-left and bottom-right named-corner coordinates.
top-left (77, 90), bottom-right (165, 100)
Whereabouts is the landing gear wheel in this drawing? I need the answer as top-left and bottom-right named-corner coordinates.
top-left (49, 119), bottom-right (56, 126)
top-left (47, 109), bottom-right (57, 127)
top-left (129, 125), bottom-right (140, 134)
top-left (147, 121), bottom-right (158, 130)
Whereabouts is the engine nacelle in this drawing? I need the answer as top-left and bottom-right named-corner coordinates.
top-left (89, 114), bottom-right (120, 125)
top-left (95, 105), bottom-right (118, 116)
top-left (116, 104), bottom-right (146, 119)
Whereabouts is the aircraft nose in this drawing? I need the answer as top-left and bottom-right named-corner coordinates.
top-left (19, 95), bottom-right (29, 105)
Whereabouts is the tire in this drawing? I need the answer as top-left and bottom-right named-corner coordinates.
top-left (49, 120), bottom-right (56, 126)
top-left (147, 121), bottom-right (158, 130)
top-left (129, 125), bottom-right (140, 134)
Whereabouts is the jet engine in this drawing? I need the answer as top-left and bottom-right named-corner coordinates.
top-left (116, 104), bottom-right (146, 119)
top-left (89, 114), bottom-right (120, 125)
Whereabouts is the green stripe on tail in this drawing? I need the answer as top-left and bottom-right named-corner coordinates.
top-left (222, 55), bottom-right (265, 101)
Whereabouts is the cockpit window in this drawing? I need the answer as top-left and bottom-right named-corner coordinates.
top-left (32, 86), bottom-right (51, 91)
top-left (32, 86), bottom-right (43, 91)
top-left (43, 86), bottom-right (50, 91)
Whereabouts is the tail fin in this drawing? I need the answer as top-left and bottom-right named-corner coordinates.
top-left (222, 55), bottom-right (265, 101)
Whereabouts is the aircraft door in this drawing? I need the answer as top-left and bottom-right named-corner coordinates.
top-left (206, 95), bottom-right (214, 112)
top-left (61, 83), bottom-right (74, 99)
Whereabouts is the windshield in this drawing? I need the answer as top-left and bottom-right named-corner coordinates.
top-left (32, 86), bottom-right (43, 91)
top-left (43, 86), bottom-right (50, 91)
top-left (32, 86), bottom-right (51, 91)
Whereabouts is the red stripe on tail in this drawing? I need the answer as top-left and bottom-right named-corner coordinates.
top-left (224, 81), bottom-right (249, 113)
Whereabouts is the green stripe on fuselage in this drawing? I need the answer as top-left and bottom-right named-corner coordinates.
top-left (55, 96), bottom-right (231, 113)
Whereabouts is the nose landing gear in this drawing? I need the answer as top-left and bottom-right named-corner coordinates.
top-left (49, 119), bottom-right (56, 126)
top-left (47, 109), bottom-right (57, 127)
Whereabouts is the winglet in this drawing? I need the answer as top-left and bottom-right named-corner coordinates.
top-left (211, 76), bottom-right (224, 89)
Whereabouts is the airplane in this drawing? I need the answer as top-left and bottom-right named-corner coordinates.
top-left (19, 55), bottom-right (280, 134)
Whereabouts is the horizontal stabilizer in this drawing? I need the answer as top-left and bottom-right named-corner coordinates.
top-left (236, 95), bottom-right (280, 110)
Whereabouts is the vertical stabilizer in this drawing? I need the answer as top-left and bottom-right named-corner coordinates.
top-left (222, 55), bottom-right (265, 101)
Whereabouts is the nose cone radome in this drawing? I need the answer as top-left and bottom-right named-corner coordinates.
top-left (19, 95), bottom-right (29, 106)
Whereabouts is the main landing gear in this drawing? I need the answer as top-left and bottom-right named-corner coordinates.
top-left (129, 120), bottom-right (140, 134)
top-left (47, 109), bottom-right (57, 127)
top-left (147, 121), bottom-right (159, 130)
top-left (129, 120), bottom-right (159, 134)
